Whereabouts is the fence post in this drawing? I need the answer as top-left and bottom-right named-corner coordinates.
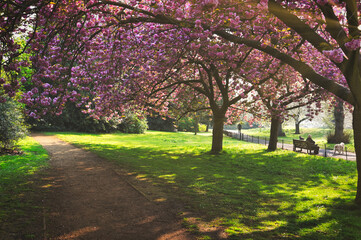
top-left (258, 136), bottom-right (260, 144)
top-left (251, 135), bottom-right (253, 143)
top-left (324, 144), bottom-right (327, 157)
top-left (345, 146), bottom-right (348, 160)
top-left (282, 140), bottom-right (284, 149)
top-left (264, 137), bottom-right (267, 146)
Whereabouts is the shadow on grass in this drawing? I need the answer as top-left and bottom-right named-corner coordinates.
top-left (0, 137), bottom-right (49, 239)
top-left (55, 132), bottom-right (360, 240)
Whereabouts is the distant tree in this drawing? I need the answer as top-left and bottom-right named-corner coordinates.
top-left (290, 107), bottom-right (310, 134)
top-left (332, 99), bottom-right (345, 142)
top-left (278, 121), bottom-right (286, 137)
top-left (327, 99), bottom-right (351, 143)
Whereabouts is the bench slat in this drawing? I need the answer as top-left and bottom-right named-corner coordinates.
top-left (293, 139), bottom-right (319, 154)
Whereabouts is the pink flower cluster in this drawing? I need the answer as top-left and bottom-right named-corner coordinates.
top-left (345, 39), bottom-right (361, 51)
top-left (322, 48), bottom-right (344, 63)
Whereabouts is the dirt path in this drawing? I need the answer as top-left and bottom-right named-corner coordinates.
top-left (32, 134), bottom-right (194, 240)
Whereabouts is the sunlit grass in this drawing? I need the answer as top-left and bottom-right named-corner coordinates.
top-left (53, 130), bottom-right (360, 239)
top-left (0, 137), bottom-right (48, 237)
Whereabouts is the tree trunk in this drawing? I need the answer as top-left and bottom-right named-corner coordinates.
top-left (194, 115), bottom-right (198, 135)
top-left (211, 114), bottom-right (225, 153)
top-left (268, 116), bottom-right (280, 151)
top-left (278, 120), bottom-right (286, 137)
top-left (334, 100), bottom-right (345, 140)
top-left (295, 122), bottom-right (300, 134)
top-left (353, 107), bottom-right (361, 206)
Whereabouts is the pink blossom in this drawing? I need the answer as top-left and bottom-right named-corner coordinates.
top-left (345, 39), bottom-right (361, 51)
top-left (43, 83), bottom-right (51, 88)
top-left (322, 48), bottom-right (344, 63)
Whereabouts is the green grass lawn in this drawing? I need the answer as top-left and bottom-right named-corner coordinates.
top-left (241, 128), bottom-right (355, 152)
top-left (52, 131), bottom-right (360, 240)
top-left (0, 137), bottom-right (49, 239)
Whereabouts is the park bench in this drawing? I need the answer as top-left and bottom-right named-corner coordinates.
top-left (293, 139), bottom-right (319, 155)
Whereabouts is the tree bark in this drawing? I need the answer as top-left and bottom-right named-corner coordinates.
top-left (334, 100), bottom-right (345, 140)
top-left (211, 114), bottom-right (225, 153)
top-left (294, 117), bottom-right (307, 134)
top-left (295, 123), bottom-right (300, 134)
top-left (194, 115), bottom-right (198, 135)
top-left (278, 120), bottom-right (286, 137)
top-left (353, 107), bottom-right (361, 206)
top-left (268, 116), bottom-right (280, 151)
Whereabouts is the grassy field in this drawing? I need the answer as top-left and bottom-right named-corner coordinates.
top-left (0, 137), bottom-right (49, 239)
top-left (241, 128), bottom-right (355, 152)
top-left (52, 131), bottom-right (360, 240)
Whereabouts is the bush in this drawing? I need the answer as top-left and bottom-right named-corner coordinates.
top-left (199, 123), bottom-right (207, 132)
top-left (118, 113), bottom-right (148, 134)
top-left (177, 117), bottom-right (206, 132)
top-left (0, 99), bottom-right (28, 149)
top-left (27, 103), bottom-right (119, 133)
top-left (178, 116), bottom-right (197, 132)
top-left (147, 114), bottom-right (177, 132)
top-left (327, 131), bottom-right (351, 144)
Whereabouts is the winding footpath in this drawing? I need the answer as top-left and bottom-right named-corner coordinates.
top-left (32, 134), bottom-right (194, 240)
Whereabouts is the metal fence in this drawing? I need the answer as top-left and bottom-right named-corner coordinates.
top-left (223, 130), bottom-right (353, 160)
top-left (223, 130), bottom-right (287, 149)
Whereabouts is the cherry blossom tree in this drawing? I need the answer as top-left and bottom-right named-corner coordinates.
top-left (102, 0), bottom-right (361, 205)
top-left (2, 0), bottom-right (361, 204)
top-left (249, 64), bottom-right (324, 151)
top-left (18, 2), bottom-right (290, 153)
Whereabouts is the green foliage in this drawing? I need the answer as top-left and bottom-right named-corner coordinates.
top-left (0, 99), bottom-right (28, 149)
top-left (327, 131), bottom-right (352, 144)
top-left (147, 114), bottom-right (176, 132)
top-left (0, 137), bottom-right (48, 238)
top-left (53, 131), bottom-right (359, 240)
top-left (118, 112), bottom-right (148, 134)
top-left (28, 102), bottom-right (119, 133)
top-left (199, 123), bottom-right (207, 132)
top-left (178, 116), bottom-right (199, 132)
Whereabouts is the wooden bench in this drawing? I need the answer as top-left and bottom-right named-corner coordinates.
top-left (293, 139), bottom-right (319, 154)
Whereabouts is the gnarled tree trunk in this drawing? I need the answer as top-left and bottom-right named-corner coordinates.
top-left (194, 115), bottom-right (199, 135)
top-left (268, 116), bottom-right (280, 151)
top-left (295, 117), bottom-right (308, 134)
top-left (278, 120), bottom-right (286, 137)
top-left (353, 107), bottom-right (361, 205)
top-left (211, 114), bottom-right (225, 153)
top-left (295, 123), bottom-right (300, 134)
top-left (334, 100), bottom-right (345, 140)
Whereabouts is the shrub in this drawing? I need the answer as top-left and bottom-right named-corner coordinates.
top-left (177, 117), bottom-right (206, 132)
top-left (327, 131), bottom-right (351, 144)
top-left (199, 123), bottom-right (207, 132)
top-left (118, 113), bottom-right (148, 134)
top-left (0, 99), bottom-right (28, 149)
top-left (147, 114), bottom-right (177, 132)
top-left (177, 116), bottom-right (197, 132)
top-left (27, 102), bottom-right (119, 133)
